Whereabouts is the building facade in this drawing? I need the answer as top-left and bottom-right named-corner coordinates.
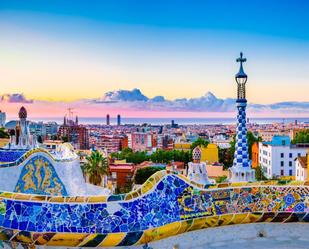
top-left (259, 136), bottom-right (309, 178)
top-left (127, 132), bottom-right (153, 152)
top-left (58, 116), bottom-right (89, 149)
top-left (95, 135), bottom-right (128, 154)
top-left (200, 143), bottom-right (219, 164)
top-left (251, 142), bottom-right (259, 169)
top-left (295, 156), bottom-right (307, 181)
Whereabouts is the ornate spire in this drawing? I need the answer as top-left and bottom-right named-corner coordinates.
top-left (235, 52), bottom-right (248, 100)
top-left (18, 106), bottom-right (27, 119)
top-left (229, 52), bottom-right (255, 182)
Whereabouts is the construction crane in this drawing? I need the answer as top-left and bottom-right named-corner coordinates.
top-left (67, 108), bottom-right (74, 122)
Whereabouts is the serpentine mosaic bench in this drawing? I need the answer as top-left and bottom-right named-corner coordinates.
top-left (0, 170), bottom-right (309, 248)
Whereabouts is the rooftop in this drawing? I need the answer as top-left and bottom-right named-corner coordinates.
top-left (263, 135), bottom-right (291, 146)
top-left (296, 156), bottom-right (307, 169)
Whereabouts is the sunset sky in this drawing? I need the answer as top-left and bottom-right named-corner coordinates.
top-left (0, 1), bottom-right (309, 118)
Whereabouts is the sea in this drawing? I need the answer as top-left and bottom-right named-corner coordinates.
top-left (30, 117), bottom-right (309, 125)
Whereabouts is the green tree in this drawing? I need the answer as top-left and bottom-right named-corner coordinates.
top-left (111, 148), bottom-right (149, 164)
top-left (110, 148), bottom-right (191, 166)
top-left (134, 166), bottom-right (164, 185)
top-left (218, 148), bottom-right (233, 170)
top-left (215, 175), bottom-right (228, 183)
top-left (255, 165), bottom-right (267, 181)
top-left (292, 129), bottom-right (309, 144)
top-left (0, 128), bottom-right (9, 139)
top-left (191, 137), bottom-right (209, 150)
top-left (61, 135), bottom-right (69, 143)
top-left (84, 151), bottom-right (109, 186)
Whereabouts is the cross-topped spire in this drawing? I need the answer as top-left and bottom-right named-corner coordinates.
top-left (236, 52), bottom-right (246, 64)
top-left (235, 52), bottom-right (247, 82)
top-left (235, 52), bottom-right (248, 99)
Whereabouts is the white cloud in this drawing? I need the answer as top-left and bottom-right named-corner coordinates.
top-left (1, 89), bottom-right (309, 115)
top-left (0, 94), bottom-right (33, 103)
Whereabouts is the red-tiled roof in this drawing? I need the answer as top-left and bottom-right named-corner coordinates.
top-left (297, 156), bottom-right (307, 169)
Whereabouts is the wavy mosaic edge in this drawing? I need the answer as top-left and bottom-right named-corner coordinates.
top-left (0, 170), bottom-right (308, 203)
top-left (0, 211), bottom-right (308, 247)
top-left (0, 148), bottom-right (77, 168)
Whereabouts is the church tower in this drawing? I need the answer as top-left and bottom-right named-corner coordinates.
top-left (7, 106), bottom-right (38, 149)
top-left (229, 53), bottom-right (255, 182)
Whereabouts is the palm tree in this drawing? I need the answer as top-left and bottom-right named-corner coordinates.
top-left (84, 150), bottom-right (109, 186)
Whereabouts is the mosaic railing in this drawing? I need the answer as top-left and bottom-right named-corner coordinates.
top-left (0, 171), bottom-right (309, 248)
top-left (0, 148), bottom-right (76, 168)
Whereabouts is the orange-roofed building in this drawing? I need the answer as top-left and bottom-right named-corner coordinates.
top-left (251, 142), bottom-right (259, 169)
top-left (109, 162), bottom-right (136, 190)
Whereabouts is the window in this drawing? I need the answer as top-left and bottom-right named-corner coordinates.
top-left (281, 169), bottom-right (284, 176)
top-left (281, 161), bottom-right (284, 167)
top-left (289, 153), bottom-right (293, 158)
top-left (289, 161), bottom-right (292, 167)
top-left (289, 170), bottom-right (292, 176)
top-left (280, 153), bottom-right (284, 158)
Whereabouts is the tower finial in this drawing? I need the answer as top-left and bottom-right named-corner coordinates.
top-left (236, 52), bottom-right (246, 63)
top-left (235, 52), bottom-right (248, 100)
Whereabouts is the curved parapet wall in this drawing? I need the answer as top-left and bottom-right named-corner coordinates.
top-left (0, 171), bottom-right (309, 247)
top-left (0, 148), bottom-right (102, 196)
top-left (0, 148), bottom-right (77, 168)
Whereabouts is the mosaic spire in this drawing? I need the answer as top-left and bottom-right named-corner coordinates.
top-left (233, 52), bottom-right (250, 168)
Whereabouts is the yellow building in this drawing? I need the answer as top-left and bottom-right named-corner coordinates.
top-left (174, 142), bottom-right (191, 151)
top-left (200, 143), bottom-right (219, 164)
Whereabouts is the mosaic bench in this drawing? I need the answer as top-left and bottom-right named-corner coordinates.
top-left (0, 170), bottom-right (309, 248)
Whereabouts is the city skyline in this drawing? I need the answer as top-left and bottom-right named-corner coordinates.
top-left (1, 0), bottom-right (309, 118)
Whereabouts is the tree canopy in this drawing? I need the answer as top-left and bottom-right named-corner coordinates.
top-left (111, 148), bottom-right (191, 165)
top-left (191, 137), bottom-right (209, 150)
top-left (134, 166), bottom-right (165, 185)
top-left (292, 129), bottom-right (309, 144)
top-left (84, 150), bottom-right (109, 185)
top-left (0, 128), bottom-right (9, 139)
